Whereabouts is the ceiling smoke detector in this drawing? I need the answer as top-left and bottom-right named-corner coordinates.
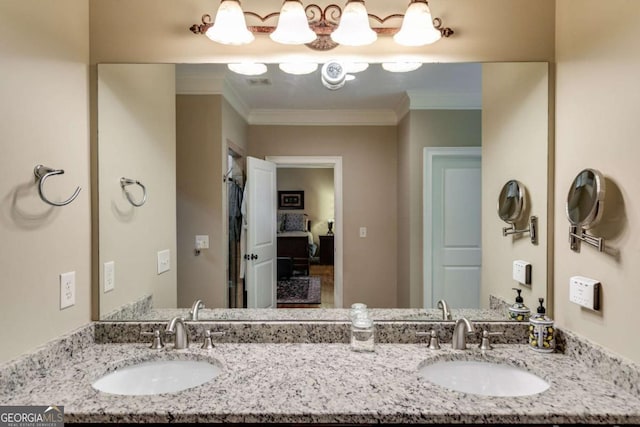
top-left (321, 61), bottom-right (347, 90)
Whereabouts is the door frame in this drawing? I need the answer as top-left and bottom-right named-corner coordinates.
top-left (423, 147), bottom-right (482, 309)
top-left (266, 156), bottom-right (344, 308)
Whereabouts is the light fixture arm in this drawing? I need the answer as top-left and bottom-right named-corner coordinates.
top-left (189, 2), bottom-right (453, 51)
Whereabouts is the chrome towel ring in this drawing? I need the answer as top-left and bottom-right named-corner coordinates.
top-left (120, 177), bottom-right (147, 207)
top-left (33, 165), bottom-right (81, 207)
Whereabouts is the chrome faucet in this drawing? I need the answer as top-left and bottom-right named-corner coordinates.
top-left (189, 299), bottom-right (205, 320)
top-left (452, 317), bottom-right (475, 350)
top-left (166, 317), bottom-right (189, 349)
top-left (437, 299), bottom-right (452, 320)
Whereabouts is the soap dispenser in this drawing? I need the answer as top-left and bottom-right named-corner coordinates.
top-left (508, 288), bottom-right (531, 322)
top-left (529, 298), bottom-right (555, 353)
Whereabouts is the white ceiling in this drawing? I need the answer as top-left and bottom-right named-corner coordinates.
top-left (176, 62), bottom-right (481, 124)
top-left (178, 62), bottom-right (480, 107)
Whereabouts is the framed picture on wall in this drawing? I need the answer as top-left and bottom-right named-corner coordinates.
top-left (278, 191), bottom-right (304, 209)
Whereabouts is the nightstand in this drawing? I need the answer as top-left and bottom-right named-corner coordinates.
top-left (319, 235), bottom-right (334, 265)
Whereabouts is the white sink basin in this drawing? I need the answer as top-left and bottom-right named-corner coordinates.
top-left (418, 360), bottom-right (549, 397)
top-left (92, 360), bottom-right (221, 396)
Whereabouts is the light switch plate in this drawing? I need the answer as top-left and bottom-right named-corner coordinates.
top-left (359, 227), bottom-right (367, 238)
top-left (570, 276), bottom-right (601, 310)
top-left (104, 261), bottom-right (115, 293)
top-left (60, 271), bottom-right (76, 309)
top-left (513, 260), bottom-right (532, 285)
top-left (157, 249), bottom-right (171, 274)
top-left (195, 235), bottom-right (209, 249)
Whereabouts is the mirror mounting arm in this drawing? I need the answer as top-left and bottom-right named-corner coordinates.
top-left (569, 225), bottom-right (604, 252)
top-left (502, 216), bottom-right (538, 245)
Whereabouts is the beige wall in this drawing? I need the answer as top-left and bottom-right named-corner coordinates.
top-left (249, 125), bottom-right (397, 308)
top-left (97, 64), bottom-right (177, 316)
top-left (0, 1), bottom-right (90, 363)
top-left (89, 0), bottom-right (555, 64)
top-left (397, 110), bottom-right (482, 308)
top-left (277, 168), bottom-right (335, 246)
top-left (555, 0), bottom-right (640, 363)
top-left (481, 63), bottom-right (550, 311)
top-left (176, 95), bottom-right (226, 308)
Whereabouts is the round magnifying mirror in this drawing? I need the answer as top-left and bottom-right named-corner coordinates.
top-left (566, 168), bottom-right (605, 229)
top-left (497, 180), bottom-right (525, 224)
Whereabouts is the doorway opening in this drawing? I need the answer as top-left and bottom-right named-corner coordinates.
top-left (267, 156), bottom-right (344, 308)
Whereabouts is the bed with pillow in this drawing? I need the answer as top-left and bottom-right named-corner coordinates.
top-left (277, 212), bottom-right (315, 276)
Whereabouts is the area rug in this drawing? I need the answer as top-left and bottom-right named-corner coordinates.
top-left (277, 276), bottom-right (321, 304)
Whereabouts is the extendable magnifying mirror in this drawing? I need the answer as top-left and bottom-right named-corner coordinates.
top-left (566, 168), bottom-right (605, 252)
top-left (498, 179), bottom-right (537, 244)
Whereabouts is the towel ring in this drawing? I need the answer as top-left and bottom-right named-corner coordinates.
top-left (120, 177), bottom-right (147, 207)
top-left (33, 165), bottom-right (81, 207)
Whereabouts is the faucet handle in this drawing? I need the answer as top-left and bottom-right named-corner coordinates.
top-left (202, 329), bottom-right (225, 350)
top-left (416, 330), bottom-right (441, 350)
top-left (141, 329), bottom-right (165, 350)
top-left (479, 330), bottom-right (504, 351)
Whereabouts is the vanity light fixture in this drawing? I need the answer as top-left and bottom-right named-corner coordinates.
top-left (205, 0), bottom-right (254, 45)
top-left (393, 0), bottom-right (442, 46)
top-left (278, 62), bottom-right (319, 75)
top-left (227, 62), bottom-right (268, 76)
top-left (345, 62), bottom-right (369, 73)
top-left (381, 62), bottom-right (423, 73)
top-left (329, 0), bottom-right (377, 46)
top-left (270, 1), bottom-right (317, 45)
top-left (190, 0), bottom-right (454, 51)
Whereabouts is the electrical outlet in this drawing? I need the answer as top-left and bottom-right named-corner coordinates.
top-left (157, 249), bottom-right (171, 274)
top-left (104, 261), bottom-right (115, 293)
top-left (359, 227), bottom-right (367, 238)
top-left (570, 276), bottom-right (601, 310)
top-left (195, 235), bottom-right (209, 250)
top-left (513, 260), bottom-right (532, 285)
top-left (60, 271), bottom-right (76, 309)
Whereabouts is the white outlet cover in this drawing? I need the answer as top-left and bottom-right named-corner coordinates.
top-left (104, 261), bottom-right (115, 293)
top-left (60, 271), bottom-right (76, 309)
top-left (513, 260), bottom-right (531, 285)
top-left (359, 227), bottom-right (367, 238)
top-left (157, 249), bottom-right (171, 274)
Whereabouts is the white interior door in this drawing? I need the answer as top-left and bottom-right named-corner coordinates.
top-left (246, 156), bottom-right (277, 308)
top-left (424, 147), bottom-right (482, 309)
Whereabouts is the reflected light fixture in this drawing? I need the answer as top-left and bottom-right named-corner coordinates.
top-left (279, 62), bottom-right (319, 75)
top-left (227, 63), bottom-right (268, 76)
top-left (381, 62), bottom-right (423, 73)
top-left (394, 0), bottom-right (442, 46)
top-left (345, 62), bottom-right (369, 73)
top-left (270, 1), bottom-right (317, 45)
top-left (205, 0), bottom-right (254, 45)
top-left (330, 1), bottom-right (377, 47)
top-left (190, 1), bottom-right (454, 51)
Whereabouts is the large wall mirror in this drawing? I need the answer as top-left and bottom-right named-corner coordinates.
top-left (95, 61), bottom-right (551, 321)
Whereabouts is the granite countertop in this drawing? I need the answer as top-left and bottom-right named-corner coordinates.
top-left (105, 307), bottom-right (507, 322)
top-left (2, 340), bottom-right (639, 424)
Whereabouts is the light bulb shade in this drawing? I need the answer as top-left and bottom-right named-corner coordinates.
top-left (206, 0), bottom-right (255, 45)
top-left (228, 63), bottom-right (268, 76)
top-left (394, 1), bottom-right (442, 46)
top-left (345, 62), bottom-right (369, 73)
top-left (330, 1), bottom-right (377, 46)
top-left (270, 1), bottom-right (317, 45)
top-left (279, 62), bottom-right (319, 75)
top-left (381, 62), bottom-right (423, 73)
